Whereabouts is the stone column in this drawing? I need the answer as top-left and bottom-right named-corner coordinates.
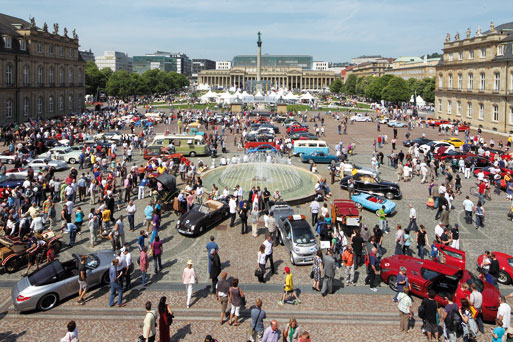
top-left (257, 33), bottom-right (262, 82)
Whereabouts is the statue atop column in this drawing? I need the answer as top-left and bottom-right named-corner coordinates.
top-left (53, 23), bottom-right (59, 35)
top-left (490, 21), bottom-right (496, 33)
top-left (454, 32), bottom-right (460, 41)
top-left (30, 17), bottom-right (36, 29)
top-left (445, 33), bottom-right (451, 42)
top-left (466, 27), bottom-right (471, 39)
top-left (476, 26), bottom-right (482, 37)
top-left (63, 27), bottom-right (68, 37)
top-left (72, 29), bottom-right (77, 40)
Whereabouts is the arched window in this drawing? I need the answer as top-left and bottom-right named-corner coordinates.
top-left (68, 68), bottom-right (73, 85)
top-left (7, 99), bottom-right (13, 117)
top-left (23, 65), bottom-right (30, 86)
top-left (59, 67), bottom-right (64, 85)
top-left (77, 69), bottom-right (82, 85)
top-left (49, 96), bottom-right (54, 113)
top-left (68, 94), bottom-right (73, 111)
top-left (59, 95), bottom-right (64, 111)
top-left (23, 97), bottom-right (30, 116)
top-left (49, 67), bottom-right (54, 85)
top-left (6, 64), bottom-right (13, 86)
top-left (37, 96), bottom-right (43, 114)
top-left (37, 66), bottom-right (44, 86)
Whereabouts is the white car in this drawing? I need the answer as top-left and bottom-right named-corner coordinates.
top-left (418, 141), bottom-right (455, 154)
top-left (350, 114), bottom-right (372, 122)
top-left (4, 168), bottom-right (40, 179)
top-left (94, 132), bottom-right (123, 142)
top-left (27, 158), bottom-right (68, 171)
top-left (249, 127), bottom-right (275, 136)
top-left (0, 154), bottom-right (17, 164)
top-left (330, 162), bottom-right (378, 177)
top-left (41, 147), bottom-right (82, 164)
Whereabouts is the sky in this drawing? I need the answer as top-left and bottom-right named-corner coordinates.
top-left (1, 0), bottom-right (513, 62)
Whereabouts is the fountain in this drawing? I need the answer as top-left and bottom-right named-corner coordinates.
top-left (201, 153), bottom-right (320, 205)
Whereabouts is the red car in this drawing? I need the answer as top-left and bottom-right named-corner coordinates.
top-left (380, 255), bottom-right (499, 322)
top-left (435, 150), bottom-right (475, 161)
top-left (433, 243), bottom-right (466, 270)
top-left (286, 125), bottom-right (308, 134)
top-left (477, 252), bottom-right (513, 285)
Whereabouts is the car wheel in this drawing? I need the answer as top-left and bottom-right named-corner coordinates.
top-left (290, 252), bottom-right (296, 266)
top-left (385, 192), bottom-right (394, 200)
top-left (4, 257), bottom-right (23, 273)
top-left (189, 151), bottom-right (197, 157)
top-left (498, 271), bottom-right (511, 285)
top-left (278, 233), bottom-right (284, 246)
top-left (356, 203), bottom-right (363, 209)
top-left (308, 159), bottom-right (314, 164)
top-left (101, 271), bottom-right (110, 285)
top-left (298, 153), bottom-right (303, 157)
top-left (68, 158), bottom-right (76, 164)
top-left (37, 293), bottom-right (59, 311)
top-left (387, 275), bottom-right (397, 291)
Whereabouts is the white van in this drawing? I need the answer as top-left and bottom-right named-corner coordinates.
top-left (293, 140), bottom-right (329, 156)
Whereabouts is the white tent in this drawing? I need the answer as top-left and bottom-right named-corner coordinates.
top-left (410, 95), bottom-right (426, 106)
top-left (200, 90), bottom-right (219, 103)
top-left (284, 92), bottom-right (299, 101)
top-left (196, 83), bottom-right (210, 91)
top-left (300, 92), bottom-right (314, 101)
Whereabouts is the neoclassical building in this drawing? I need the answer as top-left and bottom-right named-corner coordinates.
top-left (198, 66), bottom-right (336, 91)
top-left (435, 22), bottom-right (513, 133)
top-left (0, 14), bottom-right (85, 123)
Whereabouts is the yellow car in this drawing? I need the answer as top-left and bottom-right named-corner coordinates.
top-left (442, 138), bottom-right (465, 148)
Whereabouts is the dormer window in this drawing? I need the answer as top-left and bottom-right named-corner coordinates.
top-left (19, 39), bottom-right (26, 51)
top-left (498, 45), bottom-right (505, 56)
top-left (4, 36), bottom-right (12, 49)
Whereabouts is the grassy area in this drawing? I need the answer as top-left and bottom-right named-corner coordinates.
top-left (356, 102), bottom-right (371, 109)
top-left (152, 103), bottom-right (214, 110)
top-left (286, 104), bottom-right (311, 112)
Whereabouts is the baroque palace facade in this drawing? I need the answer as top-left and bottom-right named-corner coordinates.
top-left (435, 22), bottom-right (513, 133)
top-left (198, 66), bottom-right (336, 90)
top-left (0, 14), bottom-right (85, 123)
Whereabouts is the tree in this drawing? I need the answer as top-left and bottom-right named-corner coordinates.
top-left (105, 70), bottom-right (133, 100)
top-left (329, 79), bottom-right (343, 93)
top-left (355, 76), bottom-right (373, 97)
top-left (345, 74), bottom-right (357, 95)
top-left (381, 77), bottom-right (410, 102)
top-left (421, 77), bottom-right (435, 103)
top-left (425, 52), bottom-right (442, 59)
top-left (85, 61), bottom-right (111, 95)
top-left (365, 75), bottom-right (394, 101)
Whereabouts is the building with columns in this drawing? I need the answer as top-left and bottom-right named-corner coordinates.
top-left (198, 66), bottom-right (336, 90)
top-left (0, 13), bottom-right (85, 123)
top-left (435, 21), bottom-right (513, 133)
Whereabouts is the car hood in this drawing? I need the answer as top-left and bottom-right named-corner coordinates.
top-left (178, 209), bottom-right (206, 227)
top-left (380, 179), bottom-right (399, 188)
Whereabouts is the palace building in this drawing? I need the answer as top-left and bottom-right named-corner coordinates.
top-left (0, 13), bottom-right (86, 123)
top-left (435, 21), bottom-right (513, 133)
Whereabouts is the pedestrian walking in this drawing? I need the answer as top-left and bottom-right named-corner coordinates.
top-left (406, 204), bottom-right (418, 232)
top-left (142, 301), bottom-right (157, 342)
top-left (257, 244), bottom-right (266, 283)
top-left (282, 318), bottom-right (303, 342)
top-left (365, 247), bottom-right (379, 292)
top-left (140, 246), bottom-right (149, 287)
top-left (238, 201), bottom-right (249, 234)
top-left (210, 249), bottom-right (221, 294)
top-left (422, 290), bottom-right (440, 342)
top-left (77, 255), bottom-right (88, 305)
top-left (182, 260), bottom-right (198, 308)
top-left (416, 225), bottom-right (429, 260)
top-left (228, 278), bottom-right (244, 326)
top-left (263, 235), bottom-right (275, 275)
top-left (251, 205), bottom-right (259, 237)
top-left (321, 249), bottom-right (336, 297)
top-left (262, 320), bottom-right (281, 342)
top-left (216, 272), bottom-right (230, 324)
top-left (229, 196), bottom-right (237, 227)
top-left (249, 298), bottom-right (266, 342)
top-left (394, 224), bottom-right (404, 255)
top-left (126, 200), bottom-right (136, 232)
top-left (397, 287), bottom-right (413, 333)
top-left (279, 267), bottom-right (301, 305)
top-left (341, 245), bottom-right (355, 286)
top-left (158, 296), bottom-right (173, 342)
top-left (109, 259), bottom-right (125, 307)
top-left (151, 235), bottom-right (163, 274)
top-left (475, 201), bottom-right (485, 229)
top-left (312, 250), bottom-right (323, 291)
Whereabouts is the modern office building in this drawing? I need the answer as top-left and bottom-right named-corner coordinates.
top-left (132, 54), bottom-right (177, 75)
top-left (386, 56), bottom-right (439, 80)
top-left (350, 55), bottom-right (383, 65)
top-left (313, 61), bottom-right (329, 71)
top-left (191, 59), bottom-right (215, 82)
top-left (95, 51), bottom-right (132, 72)
top-left (232, 55), bottom-right (313, 70)
top-left (435, 22), bottom-right (513, 133)
top-left (170, 52), bottom-right (191, 77)
top-left (79, 49), bottom-right (94, 63)
top-left (0, 13), bottom-right (85, 123)
top-left (216, 61), bottom-right (232, 70)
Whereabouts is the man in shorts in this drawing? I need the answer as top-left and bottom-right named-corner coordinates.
top-left (77, 255), bottom-right (88, 305)
top-left (215, 272), bottom-right (230, 324)
top-left (278, 267), bottom-right (301, 305)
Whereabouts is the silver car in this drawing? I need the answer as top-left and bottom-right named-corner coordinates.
top-left (11, 250), bottom-right (115, 312)
top-left (271, 204), bottom-right (319, 265)
top-left (27, 158), bottom-right (68, 171)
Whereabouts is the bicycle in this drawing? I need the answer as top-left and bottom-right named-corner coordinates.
top-left (469, 184), bottom-right (492, 201)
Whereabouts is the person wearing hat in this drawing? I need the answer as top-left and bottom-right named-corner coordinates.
top-left (278, 267), bottom-right (301, 305)
top-left (182, 260), bottom-right (198, 309)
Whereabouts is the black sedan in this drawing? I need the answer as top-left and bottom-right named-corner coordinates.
top-left (290, 132), bottom-right (318, 141)
top-left (402, 137), bottom-right (432, 147)
top-left (176, 200), bottom-right (229, 236)
top-left (340, 174), bottom-right (402, 200)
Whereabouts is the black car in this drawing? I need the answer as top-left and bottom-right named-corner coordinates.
top-left (464, 156), bottom-right (490, 169)
top-left (251, 123), bottom-right (280, 134)
top-left (340, 174), bottom-right (402, 200)
top-left (289, 132), bottom-right (318, 141)
top-left (176, 200), bottom-right (229, 236)
top-left (402, 137), bottom-right (432, 147)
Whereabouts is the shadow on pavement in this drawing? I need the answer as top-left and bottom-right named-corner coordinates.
top-left (0, 330), bottom-right (26, 342)
top-left (171, 323), bottom-right (192, 341)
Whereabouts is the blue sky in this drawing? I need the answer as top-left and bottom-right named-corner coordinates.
top-left (1, 0), bottom-right (512, 62)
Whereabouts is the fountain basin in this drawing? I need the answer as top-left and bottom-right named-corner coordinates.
top-left (201, 162), bottom-right (320, 205)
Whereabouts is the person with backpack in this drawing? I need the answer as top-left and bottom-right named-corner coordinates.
top-left (442, 296), bottom-right (460, 342)
top-left (420, 290), bottom-right (439, 342)
top-left (459, 298), bottom-right (479, 342)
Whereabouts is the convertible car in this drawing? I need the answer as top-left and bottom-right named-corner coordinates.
top-left (380, 255), bottom-right (500, 322)
top-left (477, 252), bottom-right (513, 285)
top-left (245, 144), bottom-right (278, 154)
top-left (350, 193), bottom-right (396, 215)
top-left (300, 151), bottom-right (338, 164)
top-left (402, 137), bottom-right (432, 147)
top-left (340, 174), bottom-right (402, 200)
top-left (176, 200), bottom-right (229, 236)
top-left (11, 250), bottom-right (115, 312)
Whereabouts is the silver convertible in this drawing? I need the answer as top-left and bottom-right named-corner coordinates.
top-left (12, 250), bottom-right (115, 312)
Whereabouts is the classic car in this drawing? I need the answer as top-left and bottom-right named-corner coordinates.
top-left (330, 199), bottom-right (361, 237)
top-left (289, 132), bottom-right (318, 141)
top-left (380, 254), bottom-right (499, 322)
top-left (287, 125), bottom-right (309, 134)
top-left (473, 166), bottom-right (513, 179)
top-left (1, 231), bottom-right (62, 273)
top-left (465, 156), bottom-right (491, 169)
top-left (270, 204), bottom-right (319, 265)
top-left (402, 137), bottom-right (433, 147)
top-left (350, 114), bottom-right (372, 122)
top-left (245, 144), bottom-right (279, 154)
top-left (11, 251), bottom-right (114, 312)
top-left (477, 252), bottom-right (513, 285)
top-left (176, 200), bottom-right (229, 236)
top-left (0, 175), bottom-right (25, 198)
top-left (340, 174), bottom-right (402, 200)
top-left (300, 151), bottom-right (338, 164)
top-left (39, 147), bottom-right (82, 164)
top-left (329, 162), bottom-right (378, 177)
top-left (418, 141), bottom-right (455, 154)
top-left (387, 120), bottom-right (408, 128)
top-left (283, 120), bottom-right (308, 129)
top-left (435, 150), bottom-right (475, 161)
top-left (439, 123), bottom-right (470, 132)
top-left (442, 138), bottom-right (465, 148)
top-left (250, 123), bottom-right (279, 134)
top-left (26, 158), bottom-right (68, 171)
top-left (350, 193), bottom-right (396, 215)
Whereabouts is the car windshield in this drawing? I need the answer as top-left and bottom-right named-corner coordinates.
top-left (28, 261), bottom-right (64, 286)
top-left (85, 254), bottom-right (100, 269)
top-left (291, 221), bottom-right (316, 245)
top-left (466, 271), bottom-right (484, 292)
top-left (421, 268), bottom-right (442, 281)
top-left (509, 258), bottom-right (513, 268)
top-left (198, 205), bottom-right (210, 214)
top-left (63, 148), bottom-right (73, 153)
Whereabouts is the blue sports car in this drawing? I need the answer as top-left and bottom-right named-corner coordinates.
top-left (351, 193), bottom-right (396, 215)
top-left (245, 144), bottom-right (278, 154)
top-left (300, 152), bottom-right (338, 164)
top-left (387, 121), bottom-right (408, 128)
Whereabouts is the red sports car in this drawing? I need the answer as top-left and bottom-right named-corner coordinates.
top-left (380, 255), bottom-right (499, 322)
top-left (477, 252), bottom-right (513, 285)
top-left (287, 125), bottom-right (309, 134)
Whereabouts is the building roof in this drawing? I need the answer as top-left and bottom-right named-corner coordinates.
top-left (484, 21), bottom-right (513, 35)
top-left (0, 13), bottom-right (31, 37)
top-left (394, 56), bottom-right (422, 63)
